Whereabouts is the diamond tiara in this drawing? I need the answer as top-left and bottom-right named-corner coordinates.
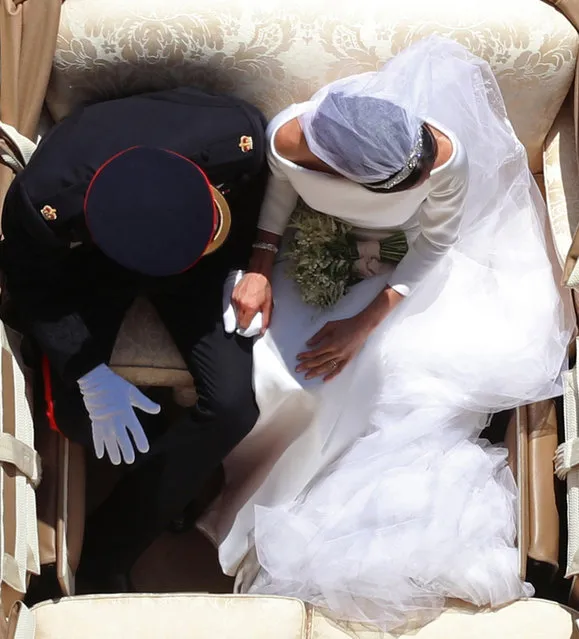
top-left (368, 132), bottom-right (424, 191)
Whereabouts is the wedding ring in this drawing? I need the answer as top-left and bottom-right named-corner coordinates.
top-left (330, 359), bottom-right (338, 369)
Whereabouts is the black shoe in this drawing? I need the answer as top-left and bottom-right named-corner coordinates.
top-left (168, 498), bottom-right (203, 534)
top-left (75, 568), bottom-right (135, 595)
top-left (169, 465), bottom-right (225, 534)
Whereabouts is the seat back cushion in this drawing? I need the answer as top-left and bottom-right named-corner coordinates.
top-left (48, 0), bottom-right (578, 173)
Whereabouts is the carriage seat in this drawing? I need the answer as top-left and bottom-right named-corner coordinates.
top-left (3, 0), bottom-right (578, 626)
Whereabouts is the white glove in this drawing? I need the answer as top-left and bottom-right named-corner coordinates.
top-left (77, 364), bottom-right (161, 465)
top-left (222, 269), bottom-right (263, 338)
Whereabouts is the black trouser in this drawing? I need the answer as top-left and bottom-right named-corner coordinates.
top-left (37, 269), bottom-right (258, 574)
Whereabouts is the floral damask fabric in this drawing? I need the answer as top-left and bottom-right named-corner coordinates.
top-left (50, 0), bottom-right (578, 173)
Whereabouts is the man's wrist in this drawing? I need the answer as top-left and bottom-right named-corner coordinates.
top-left (249, 247), bottom-right (275, 270)
top-left (78, 362), bottom-right (110, 388)
top-left (249, 230), bottom-right (281, 275)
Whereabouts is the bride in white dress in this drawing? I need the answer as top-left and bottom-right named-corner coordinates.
top-left (206, 36), bottom-right (573, 630)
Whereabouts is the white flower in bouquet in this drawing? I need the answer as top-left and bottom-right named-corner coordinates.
top-left (287, 202), bottom-right (408, 309)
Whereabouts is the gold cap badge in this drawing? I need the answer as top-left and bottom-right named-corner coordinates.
top-left (41, 205), bottom-right (57, 221)
top-left (238, 135), bottom-right (253, 153)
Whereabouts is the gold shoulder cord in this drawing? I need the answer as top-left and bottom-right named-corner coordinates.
top-left (203, 186), bottom-right (232, 255)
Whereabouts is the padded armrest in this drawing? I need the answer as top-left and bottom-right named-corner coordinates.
top-left (6, 595), bottom-right (579, 639)
top-left (544, 94), bottom-right (579, 279)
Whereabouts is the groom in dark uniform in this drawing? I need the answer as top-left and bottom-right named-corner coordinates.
top-left (0, 87), bottom-right (267, 591)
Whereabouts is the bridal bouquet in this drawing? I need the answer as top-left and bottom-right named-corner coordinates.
top-left (286, 202), bottom-right (408, 309)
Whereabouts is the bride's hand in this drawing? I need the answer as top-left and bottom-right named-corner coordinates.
top-left (296, 287), bottom-right (405, 381)
top-left (296, 314), bottom-right (374, 382)
top-left (232, 272), bottom-right (273, 334)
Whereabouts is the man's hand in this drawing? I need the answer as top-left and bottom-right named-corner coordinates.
top-left (223, 270), bottom-right (263, 337)
top-left (231, 272), bottom-right (273, 334)
top-left (78, 364), bottom-right (160, 465)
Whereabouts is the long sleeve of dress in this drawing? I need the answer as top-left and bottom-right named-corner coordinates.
top-left (257, 170), bottom-right (299, 236)
top-left (389, 151), bottom-right (468, 297)
top-left (257, 109), bottom-right (300, 236)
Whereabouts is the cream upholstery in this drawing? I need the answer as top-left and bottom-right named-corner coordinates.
top-left (45, 0), bottom-right (579, 389)
top-left (50, 0), bottom-right (577, 174)
top-left (6, 596), bottom-right (579, 639)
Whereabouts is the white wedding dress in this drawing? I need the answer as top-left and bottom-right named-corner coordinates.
top-left (200, 36), bottom-right (573, 631)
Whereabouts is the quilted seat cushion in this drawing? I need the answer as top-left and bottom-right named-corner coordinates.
top-left (108, 297), bottom-right (192, 387)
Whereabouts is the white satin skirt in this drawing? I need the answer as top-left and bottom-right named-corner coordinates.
top-left (200, 36), bottom-right (574, 630)
top-left (200, 185), bottom-right (571, 630)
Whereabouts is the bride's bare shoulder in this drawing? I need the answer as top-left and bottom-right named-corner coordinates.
top-left (428, 125), bottom-right (454, 170)
top-left (273, 118), bottom-right (301, 161)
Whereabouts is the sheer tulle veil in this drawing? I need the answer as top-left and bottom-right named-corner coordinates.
top-left (243, 35), bottom-right (573, 629)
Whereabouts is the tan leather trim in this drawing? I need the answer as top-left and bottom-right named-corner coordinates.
top-left (56, 438), bottom-right (85, 595)
top-left (5, 600), bottom-right (21, 639)
top-left (570, 575), bottom-right (579, 610)
top-left (546, 0), bottom-right (579, 31)
top-left (527, 400), bottom-right (560, 568)
top-left (1, 603), bottom-right (9, 639)
top-left (35, 428), bottom-right (59, 567)
top-left (514, 407), bottom-right (529, 579)
top-left (0, 0), bottom-right (62, 224)
top-left (0, 0), bottom-right (61, 138)
top-left (35, 428), bottom-right (86, 594)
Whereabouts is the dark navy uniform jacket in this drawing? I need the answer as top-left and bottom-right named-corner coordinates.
top-left (0, 87), bottom-right (267, 382)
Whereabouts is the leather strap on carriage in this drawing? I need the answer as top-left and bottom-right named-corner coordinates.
top-left (0, 120), bottom-right (36, 175)
top-left (0, 432), bottom-right (41, 488)
top-left (558, 346), bottom-right (579, 578)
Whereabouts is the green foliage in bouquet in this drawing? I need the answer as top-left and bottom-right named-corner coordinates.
top-left (287, 202), bottom-right (408, 309)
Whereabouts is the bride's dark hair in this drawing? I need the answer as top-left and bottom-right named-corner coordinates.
top-left (363, 125), bottom-right (438, 194)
